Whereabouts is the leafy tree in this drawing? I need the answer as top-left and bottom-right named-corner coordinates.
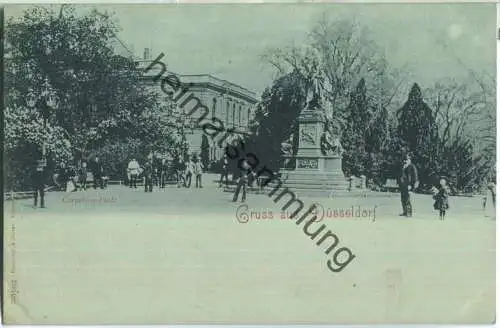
top-left (4, 101), bottom-right (73, 190)
top-left (5, 6), bottom-right (177, 189)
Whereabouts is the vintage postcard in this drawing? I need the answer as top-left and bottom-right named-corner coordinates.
top-left (3, 3), bottom-right (496, 324)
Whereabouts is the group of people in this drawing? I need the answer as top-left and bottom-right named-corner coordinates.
top-left (59, 156), bottom-right (107, 192)
top-left (67, 157), bottom-right (106, 191)
top-left (127, 154), bottom-right (205, 191)
top-left (31, 156), bottom-right (107, 208)
top-left (399, 153), bottom-right (496, 220)
top-left (30, 150), bottom-right (496, 216)
top-left (173, 155), bottom-right (205, 189)
top-left (399, 153), bottom-right (451, 220)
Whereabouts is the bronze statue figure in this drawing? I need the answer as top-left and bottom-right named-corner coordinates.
top-left (320, 124), bottom-right (344, 156)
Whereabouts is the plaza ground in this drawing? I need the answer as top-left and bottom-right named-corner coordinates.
top-left (3, 174), bottom-right (496, 324)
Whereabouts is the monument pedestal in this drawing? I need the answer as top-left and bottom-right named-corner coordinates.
top-left (279, 110), bottom-right (349, 197)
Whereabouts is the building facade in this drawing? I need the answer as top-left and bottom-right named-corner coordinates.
top-left (136, 52), bottom-right (259, 162)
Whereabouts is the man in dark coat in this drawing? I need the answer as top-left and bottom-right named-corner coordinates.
top-left (79, 161), bottom-right (88, 191)
top-left (58, 163), bottom-right (69, 191)
top-left (232, 159), bottom-right (252, 203)
top-left (219, 154), bottom-right (229, 188)
top-left (158, 158), bottom-right (168, 189)
top-left (32, 159), bottom-right (46, 208)
top-left (399, 154), bottom-right (419, 217)
top-left (143, 159), bottom-right (154, 192)
top-left (152, 155), bottom-right (161, 188)
top-left (91, 156), bottom-right (104, 189)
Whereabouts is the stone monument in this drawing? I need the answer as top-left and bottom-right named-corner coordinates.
top-left (278, 85), bottom-right (348, 196)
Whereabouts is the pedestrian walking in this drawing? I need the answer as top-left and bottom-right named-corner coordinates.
top-left (487, 179), bottom-right (496, 208)
top-left (79, 161), bottom-right (88, 191)
top-left (399, 153), bottom-right (419, 217)
top-left (482, 177), bottom-right (496, 217)
top-left (219, 154), bottom-right (229, 188)
top-left (194, 157), bottom-right (204, 188)
top-left (127, 158), bottom-right (140, 188)
top-left (143, 159), bottom-right (154, 192)
top-left (174, 157), bottom-right (186, 188)
top-left (91, 156), bottom-right (104, 189)
top-left (248, 169), bottom-right (255, 189)
top-left (32, 159), bottom-right (46, 208)
top-left (66, 165), bottom-right (77, 192)
top-left (432, 176), bottom-right (450, 220)
top-left (58, 163), bottom-right (69, 192)
top-left (159, 158), bottom-right (168, 189)
top-left (185, 157), bottom-right (195, 188)
top-left (232, 159), bottom-right (252, 202)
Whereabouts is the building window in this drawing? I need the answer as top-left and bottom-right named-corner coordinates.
top-left (226, 101), bottom-right (230, 125)
top-left (232, 103), bottom-right (236, 127)
top-left (212, 98), bottom-right (217, 118)
top-left (247, 107), bottom-right (251, 125)
top-left (239, 105), bottom-right (242, 126)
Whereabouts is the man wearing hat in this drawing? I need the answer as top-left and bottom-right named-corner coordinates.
top-left (127, 158), bottom-right (140, 188)
top-left (143, 157), bottom-right (154, 192)
top-left (158, 157), bottom-right (168, 189)
top-left (399, 153), bottom-right (419, 217)
top-left (174, 156), bottom-right (186, 188)
top-left (91, 156), bottom-right (105, 189)
top-left (32, 159), bottom-right (47, 208)
top-left (232, 159), bottom-right (252, 203)
top-left (219, 154), bottom-right (229, 188)
top-left (79, 160), bottom-right (88, 191)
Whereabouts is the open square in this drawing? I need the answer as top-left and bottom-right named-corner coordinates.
top-left (4, 174), bottom-right (495, 324)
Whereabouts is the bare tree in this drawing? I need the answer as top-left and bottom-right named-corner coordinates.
top-left (262, 44), bottom-right (324, 110)
top-left (424, 78), bottom-right (494, 150)
top-left (423, 77), bottom-right (496, 182)
top-left (262, 15), bottom-right (408, 129)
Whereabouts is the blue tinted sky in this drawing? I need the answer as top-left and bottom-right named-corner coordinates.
top-left (6, 3), bottom-right (496, 95)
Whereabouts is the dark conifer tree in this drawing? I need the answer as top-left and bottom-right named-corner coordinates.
top-left (396, 83), bottom-right (439, 188)
top-left (341, 78), bottom-right (370, 177)
top-left (243, 70), bottom-right (306, 172)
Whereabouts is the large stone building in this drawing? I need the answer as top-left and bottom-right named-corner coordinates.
top-left (135, 49), bottom-right (259, 162)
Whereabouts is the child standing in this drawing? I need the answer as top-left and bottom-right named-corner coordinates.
top-left (432, 177), bottom-right (450, 220)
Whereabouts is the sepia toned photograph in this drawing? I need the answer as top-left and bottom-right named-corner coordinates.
top-left (2, 2), bottom-right (496, 324)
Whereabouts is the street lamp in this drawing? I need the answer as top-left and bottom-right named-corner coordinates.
top-left (58, 3), bottom-right (70, 19)
top-left (26, 81), bottom-right (59, 166)
top-left (175, 116), bottom-right (184, 134)
top-left (26, 92), bottom-right (46, 163)
top-left (174, 114), bottom-right (191, 158)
